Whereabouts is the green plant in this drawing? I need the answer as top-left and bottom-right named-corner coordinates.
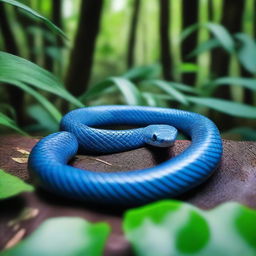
top-left (1, 217), bottom-right (110, 256)
top-left (123, 200), bottom-right (256, 256)
top-left (0, 169), bottom-right (33, 199)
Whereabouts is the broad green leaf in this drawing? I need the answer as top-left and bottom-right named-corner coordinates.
top-left (142, 93), bottom-right (169, 108)
top-left (205, 23), bottom-right (234, 53)
top-left (0, 0), bottom-right (66, 39)
top-left (141, 80), bottom-right (188, 105)
top-left (2, 217), bottom-right (110, 256)
top-left (169, 82), bottom-right (200, 94)
top-left (0, 52), bottom-right (83, 108)
top-left (27, 105), bottom-right (59, 132)
top-left (212, 77), bottom-right (256, 91)
top-left (82, 77), bottom-right (145, 105)
top-left (123, 200), bottom-right (256, 256)
top-left (235, 33), bottom-right (256, 74)
top-left (188, 39), bottom-right (220, 58)
top-left (188, 96), bottom-right (256, 118)
top-left (80, 79), bottom-right (115, 102)
top-left (222, 127), bottom-right (256, 141)
top-left (1, 78), bottom-right (62, 122)
top-left (181, 23), bottom-right (234, 53)
top-left (0, 112), bottom-right (26, 135)
top-left (122, 65), bottom-right (160, 81)
top-left (180, 23), bottom-right (198, 41)
top-left (110, 77), bottom-right (145, 105)
top-left (0, 170), bottom-right (33, 199)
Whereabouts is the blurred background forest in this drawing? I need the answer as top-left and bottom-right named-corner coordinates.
top-left (0, 0), bottom-right (256, 140)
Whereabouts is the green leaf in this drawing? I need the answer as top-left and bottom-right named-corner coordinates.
top-left (0, 170), bottom-right (33, 199)
top-left (187, 96), bottom-right (256, 118)
top-left (27, 105), bottom-right (59, 132)
top-left (141, 80), bottom-right (189, 105)
top-left (222, 127), bottom-right (256, 141)
top-left (181, 23), bottom-right (234, 53)
top-left (235, 33), bottom-right (256, 74)
top-left (0, 112), bottom-right (26, 135)
top-left (212, 77), bottom-right (256, 91)
top-left (82, 77), bottom-right (145, 105)
top-left (1, 79), bottom-right (62, 122)
top-left (123, 200), bottom-right (256, 256)
top-left (180, 23), bottom-right (198, 41)
top-left (122, 65), bottom-right (160, 81)
top-left (110, 77), bottom-right (145, 105)
top-left (2, 217), bottom-right (110, 256)
top-left (142, 93), bottom-right (169, 108)
top-left (0, 0), bottom-right (67, 39)
top-left (188, 39), bottom-right (220, 58)
top-left (205, 23), bottom-right (234, 53)
top-left (0, 52), bottom-right (83, 108)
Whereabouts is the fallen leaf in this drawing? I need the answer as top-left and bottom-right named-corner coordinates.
top-left (4, 229), bottom-right (26, 249)
top-left (15, 147), bottom-right (30, 156)
top-left (11, 158), bottom-right (28, 164)
top-left (8, 208), bottom-right (39, 229)
top-left (88, 157), bottom-right (112, 166)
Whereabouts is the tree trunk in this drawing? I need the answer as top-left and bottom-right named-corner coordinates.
top-left (127, 0), bottom-right (141, 69)
top-left (65, 0), bottom-right (103, 97)
top-left (159, 0), bottom-right (172, 81)
top-left (0, 4), bottom-right (24, 125)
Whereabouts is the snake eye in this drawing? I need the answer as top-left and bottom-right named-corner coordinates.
top-left (152, 134), bottom-right (157, 141)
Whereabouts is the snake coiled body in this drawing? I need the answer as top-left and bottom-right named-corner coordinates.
top-left (28, 106), bottom-right (222, 205)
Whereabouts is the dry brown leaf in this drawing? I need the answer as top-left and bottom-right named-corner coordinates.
top-left (15, 147), bottom-right (30, 155)
top-left (11, 157), bottom-right (28, 164)
top-left (89, 157), bottom-right (112, 166)
top-left (4, 229), bottom-right (26, 249)
top-left (8, 208), bottom-right (39, 228)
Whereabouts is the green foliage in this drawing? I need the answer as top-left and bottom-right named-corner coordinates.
top-left (0, 51), bottom-right (85, 129)
top-left (0, 52), bottom-right (83, 108)
top-left (235, 33), bottom-right (256, 74)
top-left (123, 200), bottom-right (256, 256)
top-left (187, 96), bottom-right (256, 118)
top-left (140, 79), bottom-right (189, 105)
top-left (0, 112), bottom-right (26, 135)
top-left (0, 0), bottom-right (255, 139)
top-left (182, 23), bottom-right (234, 53)
top-left (0, 170), bottom-right (33, 199)
top-left (0, 0), bottom-right (67, 39)
top-left (81, 77), bottom-right (145, 105)
top-left (212, 77), bottom-right (256, 91)
top-left (223, 127), bottom-right (256, 141)
top-left (81, 65), bottom-right (256, 120)
top-left (1, 217), bottom-right (110, 256)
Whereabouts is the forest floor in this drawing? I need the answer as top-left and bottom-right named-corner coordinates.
top-left (0, 135), bottom-right (256, 255)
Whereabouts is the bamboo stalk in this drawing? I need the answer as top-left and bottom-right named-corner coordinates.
top-left (196, 0), bottom-right (210, 88)
top-left (211, 0), bottom-right (223, 23)
top-left (242, 0), bottom-right (256, 105)
top-left (170, 0), bottom-right (182, 82)
top-left (228, 53), bottom-right (242, 102)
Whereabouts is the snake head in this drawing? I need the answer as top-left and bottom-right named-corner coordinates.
top-left (144, 125), bottom-right (178, 147)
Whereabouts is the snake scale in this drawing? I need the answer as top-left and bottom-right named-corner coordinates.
top-left (28, 105), bottom-right (223, 205)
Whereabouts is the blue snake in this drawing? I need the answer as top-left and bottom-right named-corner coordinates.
top-left (28, 106), bottom-right (223, 205)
